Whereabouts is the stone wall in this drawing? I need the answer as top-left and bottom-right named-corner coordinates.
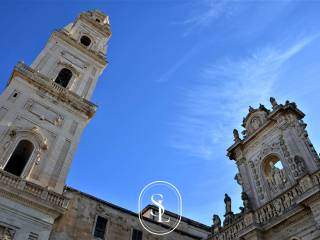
top-left (50, 188), bottom-right (210, 240)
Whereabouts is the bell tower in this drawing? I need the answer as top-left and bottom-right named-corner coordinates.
top-left (0, 10), bottom-right (111, 193)
top-left (228, 98), bottom-right (320, 208)
top-left (0, 10), bottom-right (111, 239)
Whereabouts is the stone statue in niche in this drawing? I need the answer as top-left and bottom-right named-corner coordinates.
top-left (269, 161), bottom-right (287, 190)
top-left (294, 156), bottom-right (306, 175)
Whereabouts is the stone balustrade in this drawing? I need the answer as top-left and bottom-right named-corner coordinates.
top-left (0, 169), bottom-right (69, 210)
top-left (209, 170), bottom-right (320, 240)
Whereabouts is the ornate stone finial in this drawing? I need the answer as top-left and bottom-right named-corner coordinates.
top-left (270, 97), bottom-right (278, 109)
top-left (249, 106), bottom-right (254, 112)
top-left (233, 129), bottom-right (241, 142)
top-left (241, 192), bottom-right (251, 211)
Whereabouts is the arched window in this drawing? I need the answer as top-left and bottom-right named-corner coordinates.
top-left (263, 155), bottom-right (287, 189)
top-left (55, 68), bottom-right (72, 88)
top-left (80, 35), bottom-right (91, 47)
top-left (4, 140), bottom-right (34, 176)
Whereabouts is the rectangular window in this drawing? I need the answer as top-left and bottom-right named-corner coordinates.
top-left (131, 229), bottom-right (143, 240)
top-left (93, 216), bottom-right (108, 239)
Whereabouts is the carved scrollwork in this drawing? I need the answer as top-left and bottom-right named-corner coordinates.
top-left (249, 160), bottom-right (265, 200)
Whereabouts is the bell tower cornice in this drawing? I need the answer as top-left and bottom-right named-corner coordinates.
top-left (9, 62), bottom-right (97, 119)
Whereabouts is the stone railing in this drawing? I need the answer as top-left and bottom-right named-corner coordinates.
top-left (254, 183), bottom-right (303, 225)
top-left (14, 62), bottom-right (97, 118)
top-left (0, 170), bottom-right (69, 210)
top-left (209, 170), bottom-right (320, 240)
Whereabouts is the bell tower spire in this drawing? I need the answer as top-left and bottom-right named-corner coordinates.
top-left (0, 10), bottom-right (111, 193)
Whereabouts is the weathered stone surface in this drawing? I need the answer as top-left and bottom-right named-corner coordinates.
top-left (50, 188), bottom-right (210, 240)
top-left (210, 99), bottom-right (320, 240)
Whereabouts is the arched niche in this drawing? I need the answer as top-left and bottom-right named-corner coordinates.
top-left (4, 140), bottom-right (34, 176)
top-left (262, 154), bottom-right (288, 194)
top-left (0, 127), bottom-right (48, 178)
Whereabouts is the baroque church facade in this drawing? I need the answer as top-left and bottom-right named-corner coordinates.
top-left (0, 10), bottom-right (319, 240)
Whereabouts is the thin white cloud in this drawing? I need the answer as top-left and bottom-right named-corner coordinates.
top-left (178, 0), bottom-right (234, 36)
top-left (170, 36), bottom-right (316, 160)
top-left (157, 44), bottom-right (199, 82)
top-left (182, 0), bottom-right (229, 26)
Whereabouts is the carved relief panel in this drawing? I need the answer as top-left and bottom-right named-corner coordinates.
top-left (25, 99), bottom-right (64, 127)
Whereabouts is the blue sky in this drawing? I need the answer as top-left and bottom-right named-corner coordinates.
top-left (0, 1), bottom-right (319, 225)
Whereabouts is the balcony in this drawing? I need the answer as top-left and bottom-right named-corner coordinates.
top-left (209, 170), bottom-right (320, 240)
top-left (0, 169), bottom-right (69, 214)
top-left (13, 62), bottom-right (97, 118)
